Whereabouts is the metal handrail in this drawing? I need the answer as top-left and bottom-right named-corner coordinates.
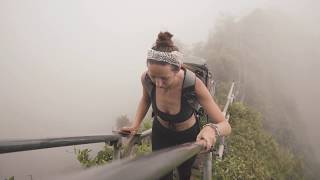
top-left (49, 142), bottom-right (204, 180)
top-left (223, 82), bottom-right (235, 115)
top-left (0, 135), bottom-right (121, 154)
top-left (0, 81), bottom-right (235, 179)
top-left (218, 82), bottom-right (235, 159)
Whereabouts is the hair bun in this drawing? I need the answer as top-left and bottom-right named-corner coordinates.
top-left (158, 32), bottom-right (173, 41)
top-left (156, 31), bottom-right (174, 47)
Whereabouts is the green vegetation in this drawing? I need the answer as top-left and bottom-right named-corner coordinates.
top-left (75, 116), bottom-right (152, 168)
top-left (76, 145), bottom-right (113, 168)
top-left (139, 116), bottom-right (152, 132)
top-left (189, 9), bottom-right (319, 178)
top-left (213, 102), bottom-right (303, 179)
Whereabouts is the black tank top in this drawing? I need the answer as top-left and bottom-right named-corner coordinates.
top-left (150, 70), bottom-right (194, 123)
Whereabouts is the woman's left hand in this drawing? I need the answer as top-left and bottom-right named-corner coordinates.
top-left (196, 126), bottom-right (217, 151)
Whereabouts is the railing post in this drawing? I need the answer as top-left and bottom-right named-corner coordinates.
top-left (109, 139), bottom-right (121, 160)
top-left (218, 82), bottom-right (234, 160)
top-left (203, 152), bottom-right (212, 180)
top-left (218, 114), bottom-right (230, 159)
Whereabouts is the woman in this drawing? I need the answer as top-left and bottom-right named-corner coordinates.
top-left (121, 31), bottom-right (231, 180)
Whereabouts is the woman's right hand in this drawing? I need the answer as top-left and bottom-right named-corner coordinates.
top-left (119, 126), bottom-right (139, 135)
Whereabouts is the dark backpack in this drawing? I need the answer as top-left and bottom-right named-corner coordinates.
top-left (183, 62), bottom-right (214, 117)
top-left (143, 62), bottom-right (214, 119)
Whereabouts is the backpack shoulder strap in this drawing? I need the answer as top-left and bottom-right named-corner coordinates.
top-left (182, 69), bottom-right (200, 110)
top-left (141, 71), bottom-right (154, 97)
top-left (183, 68), bottom-right (196, 90)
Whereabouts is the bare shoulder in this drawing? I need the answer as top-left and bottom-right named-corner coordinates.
top-left (195, 76), bottom-right (206, 92)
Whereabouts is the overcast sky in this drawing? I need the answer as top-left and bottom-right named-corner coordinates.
top-left (0, 0), bottom-right (318, 178)
top-left (0, 0), bottom-right (274, 139)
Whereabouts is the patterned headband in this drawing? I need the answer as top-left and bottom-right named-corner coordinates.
top-left (147, 49), bottom-right (183, 67)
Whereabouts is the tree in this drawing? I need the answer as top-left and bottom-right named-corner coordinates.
top-left (115, 114), bottom-right (131, 129)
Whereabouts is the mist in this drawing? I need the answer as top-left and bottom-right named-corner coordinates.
top-left (1, 0), bottom-right (319, 179)
top-left (191, 2), bottom-right (320, 177)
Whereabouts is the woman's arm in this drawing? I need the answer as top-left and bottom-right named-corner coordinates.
top-left (121, 73), bottom-right (151, 134)
top-left (195, 77), bottom-right (231, 150)
top-left (131, 84), bottom-right (151, 130)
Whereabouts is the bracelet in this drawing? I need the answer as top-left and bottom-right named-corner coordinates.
top-left (203, 123), bottom-right (221, 137)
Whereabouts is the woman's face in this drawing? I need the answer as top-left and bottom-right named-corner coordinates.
top-left (147, 63), bottom-right (178, 89)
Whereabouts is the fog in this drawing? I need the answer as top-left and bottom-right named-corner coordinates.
top-left (198, 4), bottom-right (320, 177)
top-left (1, 0), bottom-right (319, 179)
